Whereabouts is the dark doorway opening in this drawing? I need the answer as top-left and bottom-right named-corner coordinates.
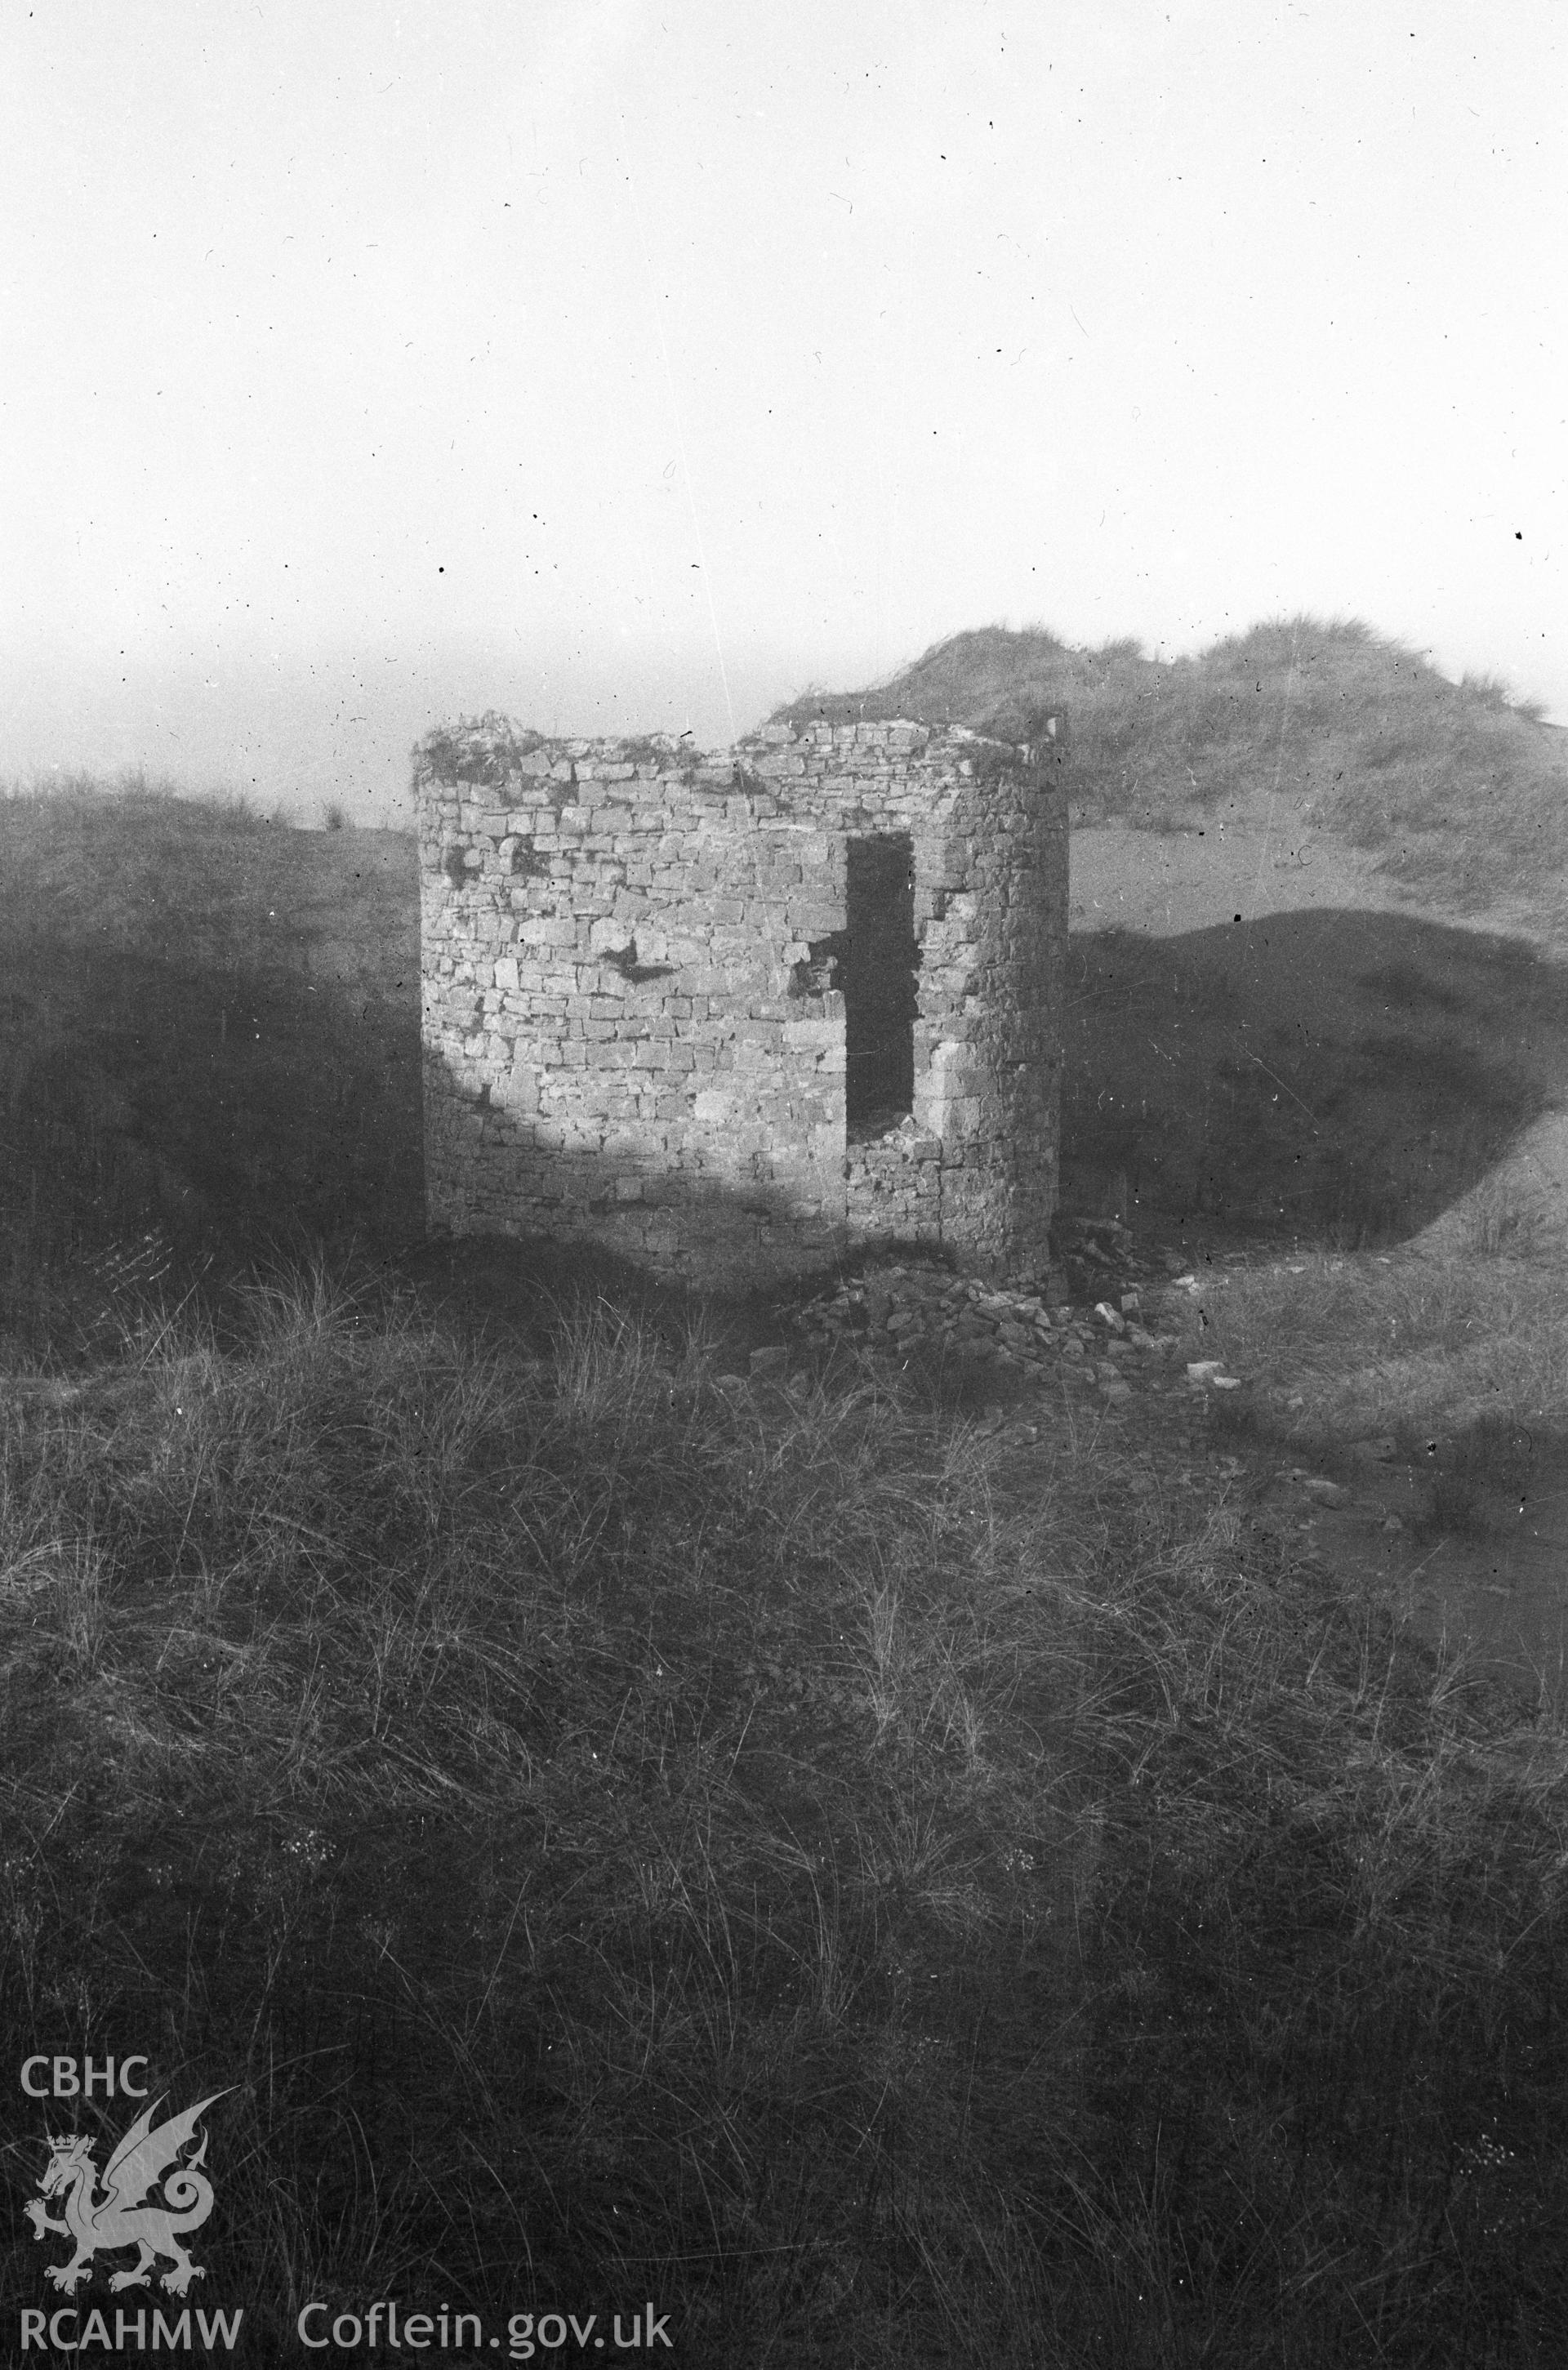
top-left (842, 835), bottom-right (917, 1138)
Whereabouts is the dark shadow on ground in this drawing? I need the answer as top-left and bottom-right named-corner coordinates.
top-left (398, 1232), bottom-right (800, 1370)
top-left (1, 910), bottom-right (844, 1366)
top-left (408, 1030), bottom-right (898, 1364)
top-left (0, 938), bottom-right (423, 1350)
top-left (1061, 907), bottom-right (1568, 1248)
top-left (16, 831), bottom-right (1568, 1352)
top-left (0, 798), bottom-right (424, 1346)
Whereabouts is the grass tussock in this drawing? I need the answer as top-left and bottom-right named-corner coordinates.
top-left (3, 1276), bottom-right (1565, 2363)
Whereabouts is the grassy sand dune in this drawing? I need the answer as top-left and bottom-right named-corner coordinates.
top-left (799, 618), bottom-right (1568, 1472)
top-left (1062, 906), bottom-right (1568, 1253)
top-left (0, 780), bottom-right (421, 1353)
top-left (781, 616), bottom-right (1568, 926)
top-left (4, 630), bottom-right (1568, 2362)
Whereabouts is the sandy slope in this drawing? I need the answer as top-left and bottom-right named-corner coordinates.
top-left (1069, 808), bottom-right (1568, 1695)
top-left (1070, 802), bottom-right (1400, 941)
top-left (1071, 809), bottom-right (1568, 1258)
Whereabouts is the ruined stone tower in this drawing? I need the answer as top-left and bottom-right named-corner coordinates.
top-left (416, 707), bottom-right (1068, 1287)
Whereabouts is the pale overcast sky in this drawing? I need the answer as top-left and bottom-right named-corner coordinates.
top-left (2, 1), bottom-right (1562, 822)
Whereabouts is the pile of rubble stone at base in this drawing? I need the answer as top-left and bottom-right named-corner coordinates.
top-left (1053, 1213), bottom-right (1175, 1298)
top-left (789, 1245), bottom-right (1195, 1409)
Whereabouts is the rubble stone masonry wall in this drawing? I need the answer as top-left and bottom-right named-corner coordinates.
top-left (416, 711), bottom-right (1068, 1287)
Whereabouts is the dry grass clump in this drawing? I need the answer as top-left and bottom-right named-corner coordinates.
top-left (3, 1274), bottom-right (1564, 2363)
top-left (2, 1275), bottom-right (1085, 2359)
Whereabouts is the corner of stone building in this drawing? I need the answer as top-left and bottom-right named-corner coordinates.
top-left (416, 702), bottom-right (1068, 1291)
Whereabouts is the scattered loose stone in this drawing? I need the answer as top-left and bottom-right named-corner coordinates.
top-left (1301, 1477), bottom-right (1351, 1508)
top-left (784, 1232), bottom-right (1241, 1415)
top-left (1348, 1435), bottom-right (1401, 1465)
top-left (1185, 1358), bottom-right (1243, 1392)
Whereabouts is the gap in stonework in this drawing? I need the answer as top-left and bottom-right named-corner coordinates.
top-left (844, 834), bottom-right (917, 1143)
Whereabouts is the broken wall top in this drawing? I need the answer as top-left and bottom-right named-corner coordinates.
top-left (412, 710), bottom-right (1068, 807)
